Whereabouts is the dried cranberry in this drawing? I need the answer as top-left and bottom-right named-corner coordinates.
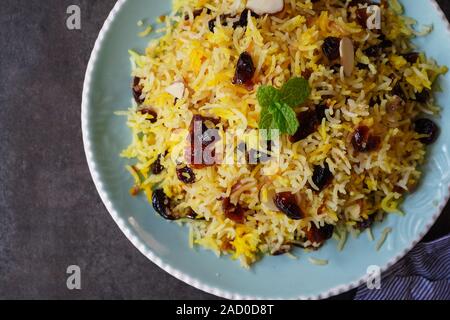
top-left (139, 108), bottom-right (158, 123)
top-left (152, 189), bottom-right (177, 220)
top-left (352, 126), bottom-right (381, 152)
top-left (302, 68), bottom-right (313, 79)
top-left (176, 165), bottom-right (196, 184)
top-left (356, 8), bottom-right (369, 28)
top-left (415, 89), bottom-right (430, 104)
top-left (311, 163), bottom-right (333, 191)
top-left (222, 198), bottom-right (246, 223)
top-left (414, 118), bottom-right (439, 145)
top-left (132, 77), bottom-right (145, 104)
top-left (322, 37), bottom-right (341, 61)
top-left (150, 155), bottom-right (164, 175)
top-left (305, 224), bottom-right (334, 245)
top-left (290, 110), bottom-right (320, 143)
top-left (232, 52), bottom-right (255, 85)
top-left (402, 52), bottom-right (419, 64)
top-left (187, 115), bottom-right (220, 168)
top-left (274, 192), bottom-right (304, 220)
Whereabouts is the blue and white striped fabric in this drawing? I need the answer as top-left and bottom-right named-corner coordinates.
top-left (356, 234), bottom-right (450, 300)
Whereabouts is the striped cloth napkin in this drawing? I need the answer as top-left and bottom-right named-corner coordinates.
top-left (355, 234), bottom-right (450, 300)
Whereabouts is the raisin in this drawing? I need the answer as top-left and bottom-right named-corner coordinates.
top-left (330, 64), bottom-right (342, 73)
top-left (349, 0), bottom-right (374, 6)
top-left (315, 104), bottom-right (327, 122)
top-left (232, 52), bottom-right (255, 85)
top-left (290, 110), bottom-right (320, 143)
top-left (414, 118), bottom-right (439, 145)
top-left (415, 89), bottom-right (430, 104)
top-left (311, 163), bottom-right (333, 191)
top-left (364, 35), bottom-right (392, 57)
top-left (248, 149), bottom-right (271, 164)
top-left (150, 155), bottom-right (164, 175)
top-left (402, 52), bottom-right (419, 64)
top-left (305, 224), bottom-right (334, 245)
top-left (208, 19), bottom-right (216, 32)
top-left (152, 189), bottom-right (177, 220)
top-left (364, 45), bottom-right (381, 57)
top-left (176, 165), bottom-right (196, 184)
top-left (222, 198), bottom-right (246, 223)
top-left (139, 108), bottom-right (158, 123)
top-left (369, 95), bottom-right (381, 107)
top-left (184, 8), bottom-right (211, 20)
top-left (378, 35), bottom-right (393, 48)
top-left (392, 83), bottom-right (406, 101)
top-left (357, 62), bottom-right (369, 70)
top-left (233, 9), bottom-right (259, 29)
top-left (272, 245), bottom-right (292, 256)
top-left (352, 126), bottom-right (381, 152)
top-left (322, 37), bottom-right (341, 61)
top-left (132, 77), bottom-right (145, 104)
top-left (186, 209), bottom-right (203, 220)
top-left (357, 215), bottom-right (375, 230)
top-left (208, 14), bottom-right (229, 32)
top-left (274, 192), bottom-right (304, 220)
top-left (237, 143), bottom-right (271, 164)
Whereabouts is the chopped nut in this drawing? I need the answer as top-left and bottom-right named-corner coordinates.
top-left (340, 37), bottom-right (355, 77)
top-left (165, 81), bottom-right (185, 99)
top-left (246, 0), bottom-right (284, 15)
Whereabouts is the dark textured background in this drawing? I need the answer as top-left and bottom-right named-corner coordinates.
top-left (0, 0), bottom-right (449, 300)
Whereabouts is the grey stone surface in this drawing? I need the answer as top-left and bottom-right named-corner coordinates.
top-left (0, 0), bottom-right (449, 300)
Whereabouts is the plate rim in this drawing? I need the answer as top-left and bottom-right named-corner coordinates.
top-left (81, 0), bottom-right (450, 300)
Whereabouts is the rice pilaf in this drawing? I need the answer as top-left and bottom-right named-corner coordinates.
top-left (120, 0), bottom-right (447, 267)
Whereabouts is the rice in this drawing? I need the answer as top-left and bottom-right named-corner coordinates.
top-left (308, 257), bottom-right (329, 266)
top-left (120, 0), bottom-right (447, 267)
top-left (376, 227), bottom-right (393, 251)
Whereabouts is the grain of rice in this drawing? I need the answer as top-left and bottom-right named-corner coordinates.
top-left (337, 229), bottom-right (348, 252)
top-left (376, 227), bottom-right (393, 251)
top-left (367, 227), bottom-right (375, 242)
top-left (308, 257), bottom-right (329, 266)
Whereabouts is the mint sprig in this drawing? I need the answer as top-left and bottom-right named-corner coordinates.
top-left (258, 77), bottom-right (310, 135)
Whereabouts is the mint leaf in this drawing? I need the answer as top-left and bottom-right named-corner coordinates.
top-left (259, 110), bottom-right (273, 129)
top-left (259, 108), bottom-right (275, 139)
top-left (280, 77), bottom-right (311, 108)
top-left (269, 102), bottom-right (299, 135)
top-left (257, 85), bottom-right (280, 109)
top-left (257, 77), bottom-right (309, 135)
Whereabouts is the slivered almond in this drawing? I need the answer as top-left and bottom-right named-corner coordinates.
top-left (246, 0), bottom-right (284, 15)
top-left (340, 37), bottom-right (355, 77)
top-left (165, 81), bottom-right (185, 99)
